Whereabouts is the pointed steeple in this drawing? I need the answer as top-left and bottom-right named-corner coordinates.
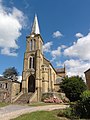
top-left (31, 14), bottom-right (40, 34)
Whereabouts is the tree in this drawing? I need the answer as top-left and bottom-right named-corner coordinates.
top-left (60, 76), bottom-right (87, 102)
top-left (3, 67), bottom-right (19, 80)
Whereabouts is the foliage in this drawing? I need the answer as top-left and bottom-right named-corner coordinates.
top-left (75, 90), bottom-right (90, 118)
top-left (3, 67), bottom-right (19, 80)
top-left (58, 90), bottom-right (90, 119)
top-left (60, 76), bottom-right (87, 102)
top-left (80, 90), bottom-right (90, 100)
top-left (57, 107), bottom-right (79, 119)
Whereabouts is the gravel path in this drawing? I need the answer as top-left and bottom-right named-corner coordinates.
top-left (0, 104), bottom-right (69, 120)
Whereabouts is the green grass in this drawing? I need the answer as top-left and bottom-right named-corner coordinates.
top-left (11, 110), bottom-right (67, 120)
top-left (0, 102), bottom-right (9, 107)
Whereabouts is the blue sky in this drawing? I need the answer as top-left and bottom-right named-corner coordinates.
top-left (0, 0), bottom-right (90, 79)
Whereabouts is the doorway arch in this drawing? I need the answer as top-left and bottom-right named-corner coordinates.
top-left (28, 75), bottom-right (35, 92)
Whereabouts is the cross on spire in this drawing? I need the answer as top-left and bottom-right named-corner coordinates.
top-left (31, 14), bottom-right (40, 34)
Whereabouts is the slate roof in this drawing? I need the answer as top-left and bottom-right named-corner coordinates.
top-left (55, 68), bottom-right (65, 73)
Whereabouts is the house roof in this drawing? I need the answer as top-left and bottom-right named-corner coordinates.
top-left (55, 68), bottom-right (65, 73)
top-left (0, 76), bottom-right (8, 81)
top-left (84, 68), bottom-right (90, 73)
top-left (0, 76), bottom-right (21, 83)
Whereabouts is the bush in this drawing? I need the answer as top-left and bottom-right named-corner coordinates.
top-left (75, 90), bottom-right (90, 118)
top-left (57, 107), bottom-right (79, 119)
top-left (80, 90), bottom-right (90, 100)
top-left (58, 90), bottom-right (90, 119)
top-left (60, 76), bottom-right (87, 102)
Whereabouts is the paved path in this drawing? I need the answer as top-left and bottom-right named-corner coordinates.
top-left (0, 104), bottom-right (69, 120)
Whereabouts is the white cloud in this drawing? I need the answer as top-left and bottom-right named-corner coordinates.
top-left (64, 59), bottom-right (90, 81)
top-left (63, 32), bottom-right (90, 79)
top-left (51, 47), bottom-right (61, 61)
top-left (53, 31), bottom-right (63, 38)
top-left (17, 76), bottom-right (22, 82)
top-left (43, 42), bottom-right (53, 52)
top-left (75, 32), bottom-right (84, 38)
top-left (61, 45), bottom-right (67, 49)
top-left (1, 48), bottom-right (17, 56)
top-left (0, 1), bottom-right (26, 56)
top-left (64, 59), bottom-right (81, 67)
top-left (64, 33), bottom-right (90, 60)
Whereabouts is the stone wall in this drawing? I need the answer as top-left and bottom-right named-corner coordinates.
top-left (0, 77), bottom-right (21, 103)
top-left (11, 82), bottom-right (21, 100)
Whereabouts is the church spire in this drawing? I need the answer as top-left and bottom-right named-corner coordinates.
top-left (31, 14), bottom-right (40, 35)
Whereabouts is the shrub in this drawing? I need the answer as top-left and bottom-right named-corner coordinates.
top-left (75, 90), bottom-right (90, 118)
top-left (80, 90), bottom-right (90, 100)
top-left (60, 76), bottom-right (87, 102)
top-left (57, 107), bottom-right (79, 119)
top-left (58, 90), bottom-right (90, 119)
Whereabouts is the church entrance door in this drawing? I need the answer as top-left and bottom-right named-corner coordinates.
top-left (28, 75), bottom-right (35, 92)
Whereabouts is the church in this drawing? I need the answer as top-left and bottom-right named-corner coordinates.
top-left (0, 15), bottom-right (66, 103)
top-left (21, 15), bottom-right (66, 102)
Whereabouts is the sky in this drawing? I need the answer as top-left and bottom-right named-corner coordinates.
top-left (0, 0), bottom-right (90, 80)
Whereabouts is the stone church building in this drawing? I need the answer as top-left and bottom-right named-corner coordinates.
top-left (22, 15), bottom-right (66, 102)
top-left (0, 15), bottom-right (66, 103)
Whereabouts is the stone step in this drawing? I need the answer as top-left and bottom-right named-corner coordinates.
top-left (15, 93), bottom-right (33, 104)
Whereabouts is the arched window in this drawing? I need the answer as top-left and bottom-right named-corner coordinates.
top-left (29, 57), bottom-right (32, 68)
top-left (30, 39), bottom-right (32, 51)
top-left (33, 57), bottom-right (35, 69)
top-left (29, 57), bottom-right (35, 69)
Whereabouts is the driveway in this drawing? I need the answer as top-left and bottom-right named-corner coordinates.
top-left (0, 104), bottom-right (69, 120)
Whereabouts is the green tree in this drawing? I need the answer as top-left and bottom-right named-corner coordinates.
top-left (3, 67), bottom-right (19, 80)
top-left (60, 76), bottom-right (87, 102)
top-left (75, 90), bottom-right (90, 118)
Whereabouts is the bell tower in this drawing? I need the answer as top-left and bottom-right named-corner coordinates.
top-left (22, 15), bottom-right (43, 101)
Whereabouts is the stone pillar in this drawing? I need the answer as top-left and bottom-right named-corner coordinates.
top-left (36, 50), bottom-right (42, 101)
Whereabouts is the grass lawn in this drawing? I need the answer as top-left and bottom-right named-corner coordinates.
top-left (11, 110), bottom-right (68, 120)
top-left (0, 102), bottom-right (9, 107)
